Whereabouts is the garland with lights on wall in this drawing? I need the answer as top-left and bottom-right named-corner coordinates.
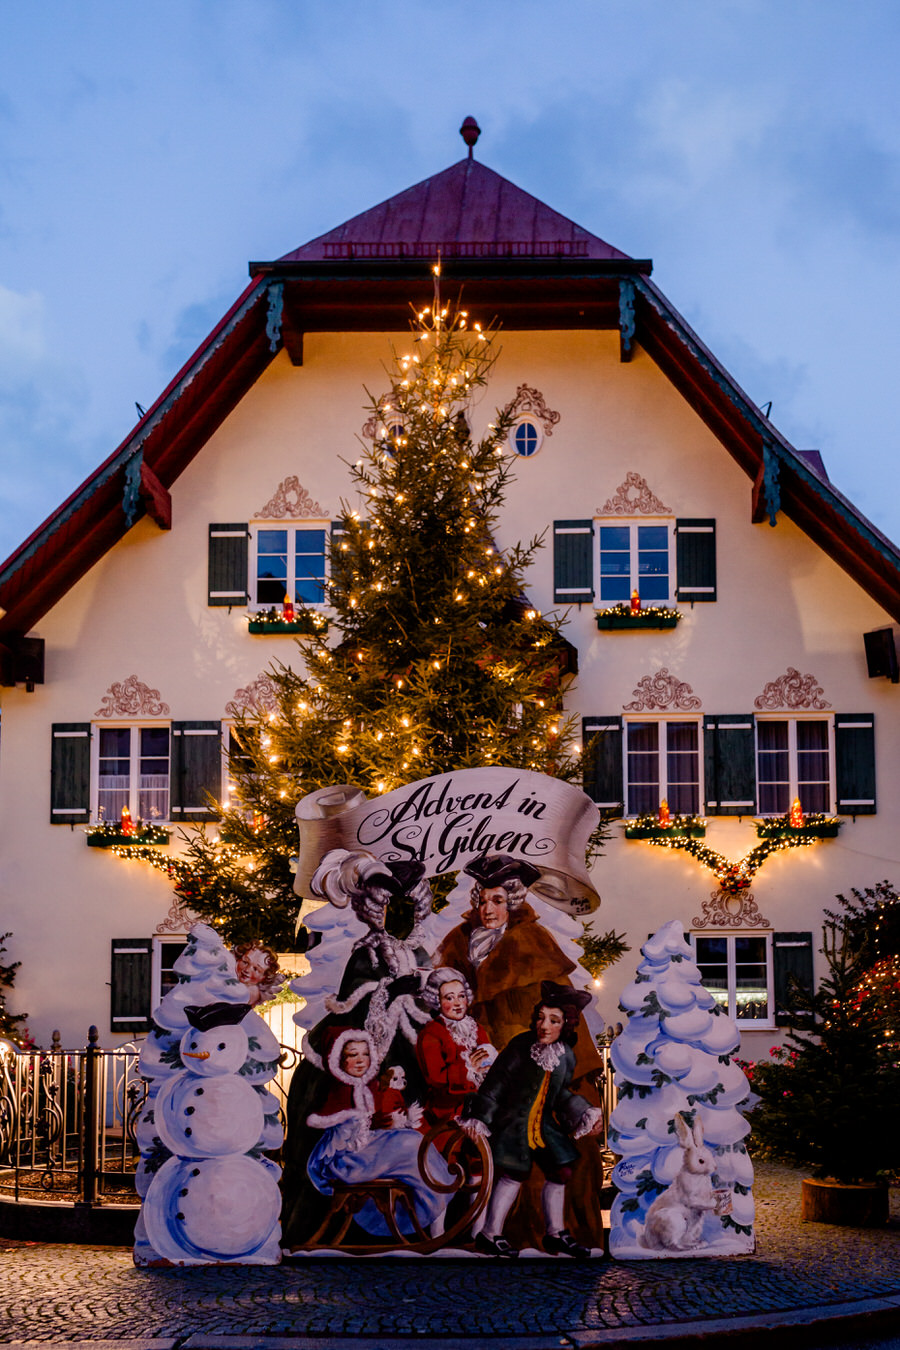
top-left (630, 800), bottom-right (841, 895)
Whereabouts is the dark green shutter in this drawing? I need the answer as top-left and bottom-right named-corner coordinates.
top-left (208, 523), bottom-right (249, 606)
top-left (110, 938), bottom-right (152, 1034)
top-left (171, 722), bottom-right (222, 822)
top-left (835, 713), bottom-right (876, 815)
top-left (675, 519), bottom-right (716, 602)
top-left (704, 715), bottom-right (756, 815)
top-left (50, 723), bottom-right (91, 823)
top-left (554, 520), bottom-right (594, 604)
top-left (582, 716), bottom-right (623, 815)
top-left (773, 932), bottom-right (814, 1026)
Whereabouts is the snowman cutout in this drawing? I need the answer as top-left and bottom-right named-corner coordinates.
top-left (139, 1001), bottom-right (283, 1265)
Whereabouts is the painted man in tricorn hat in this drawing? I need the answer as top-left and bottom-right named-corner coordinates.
top-left (462, 981), bottom-right (604, 1259)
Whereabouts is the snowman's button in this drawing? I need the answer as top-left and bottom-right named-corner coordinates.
top-left (191, 1168), bottom-right (200, 1176)
top-left (180, 1188), bottom-right (188, 1196)
top-left (184, 1128), bottom-right (192, 1136)
top-left (185, 1107), bottom-right (195, 1115)
top-left (176, 1212), bottom-right (185, 1220)
top-left (195, 1088), bottom-right (204, 1095)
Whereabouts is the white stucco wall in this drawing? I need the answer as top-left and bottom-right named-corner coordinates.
top-left (1, 330), bottom-right (897, 1055)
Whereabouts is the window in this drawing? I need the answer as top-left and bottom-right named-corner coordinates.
top-left (151, 936), bottom-right (188, 1010)
top-left (509, 417), bottom-right (542, 457)
top-left (693, 933), bottom-right (773, 1027)
top-left (553, 518), bottom-right (716, 606)
top-left (626, 720), bottom-right (700, 816)
top-left (599, 522), bottom-right (671, 605)
top-left (756, 718), bottom-right (832, 815)
top-left (96, 726), bottom-right (170, 822)
top-left (254, 525), bottom-right (327, 607)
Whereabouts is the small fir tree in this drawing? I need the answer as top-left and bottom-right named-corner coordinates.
top-left (751, 905), bottom-right (900, 1183)
top-left (0, 931), bottom-right (28, 1044)
top-left (133, 296), bottom-right (594, 947)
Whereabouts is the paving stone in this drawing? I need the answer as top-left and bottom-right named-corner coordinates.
top-left (0, 1164), bottom-right (897, 1345)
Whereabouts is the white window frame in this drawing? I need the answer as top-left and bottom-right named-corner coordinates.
top-left (624, 716), bottom-right (702, 818)
top-left (249, 519), bottom-right (329, 611)
top-left (151, 935), bottom-right (189, 1011)
top-left (595, 516), bottom-right (674, 609)
top-left (507, 416), bottom-right (544, 458)
top-left (755, 715), bottom-right (835, 817)
top-left (91, 722), bottom-right (171, 825)
top-left (691, 931), bottom-right (775, 1030)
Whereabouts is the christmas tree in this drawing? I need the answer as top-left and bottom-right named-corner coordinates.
top-left (137, 288), bottom-right (590, 947)
top-left (609, 920), bottom-right (755, 1257)
top-left (751, 901), bottom-right (900, 1184)
top-left (0, 931), bottom-right (28, 1044)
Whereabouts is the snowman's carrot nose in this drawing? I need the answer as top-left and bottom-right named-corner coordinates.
top-left (183, 1050), bottom-right (210, 1059)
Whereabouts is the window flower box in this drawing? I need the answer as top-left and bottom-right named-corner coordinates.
top-left (247, 610), bottom-right (328, 636)
top-left (596, 605), bottom-right (680, 631)
top-left (755, 815), bottom-right (841, 841)
top-left (624, 815), bottom-right (707, 840)
top-left (86, 824), bottom-right (171, 848)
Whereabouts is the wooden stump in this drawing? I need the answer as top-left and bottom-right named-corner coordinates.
top-left (800, 1178), bottom-right (889, 1227)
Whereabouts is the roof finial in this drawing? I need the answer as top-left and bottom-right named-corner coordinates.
top-left (460, 116), bottom-right (481, 159)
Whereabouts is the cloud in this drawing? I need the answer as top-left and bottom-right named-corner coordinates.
top-left (0, 284), bottom-right (46, 366)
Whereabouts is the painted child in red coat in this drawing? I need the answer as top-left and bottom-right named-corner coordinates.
top-left (416, 967), bottom-right (497, 1126)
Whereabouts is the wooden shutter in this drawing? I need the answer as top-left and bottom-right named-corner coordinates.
top-left (171, 722), bottom-right (222, 822)
top-left (50, 723), bottom-right (91, 823)
top-left (704, 715), bottom-right (756, 815)
top-left (582, 715), bottom-right (623, 815)
top-left (675, 519), bottom-right (716, 602)
top-left (553, 520), bottom-right (594, 604)
top-left (773, 931), bottom-right (814, 1027)
top-left (208, 523), bottom-right (249, 606)
top-left (835, 713), bottom-right (876, 815)
top-left (110, 938), bottom-right (152, 1034)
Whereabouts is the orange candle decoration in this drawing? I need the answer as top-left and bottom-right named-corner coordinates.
top-left (282, 591), bottom-right (295, 623)
top-left (120, 805), bottom-right (135, 836)
top-left (630, 588), bottom-right (641, 614)
top-left (658, 798), bottom-right (671, 827)
top-left (789, 797), bottom-right (804, 828)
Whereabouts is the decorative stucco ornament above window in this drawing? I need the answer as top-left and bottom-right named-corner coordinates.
top-left (693, 888), bottom-right (771, 930)
top-left (600, 472), bottom-right (671, 516)
top-left (155, 897), bottom-right (195, 936)
top-left (254, 478), bottom-right (328, 519)
top-left (753, 668), bottom-right (831, 711)
top-left (502, 384), bottom-right (560, 436)
top-left (623, 668), bottom-right (702, 712)
top-left (225, 672), bottom-right (279, 719)
top-left (95, 676), bottom-right (170, 718)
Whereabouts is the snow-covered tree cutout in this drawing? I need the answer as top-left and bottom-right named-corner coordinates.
top-left (609, 920), bottom-right (755, 1258)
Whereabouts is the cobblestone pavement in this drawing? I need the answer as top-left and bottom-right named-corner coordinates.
top-left (0, 1164), bottom-right (899, 1347)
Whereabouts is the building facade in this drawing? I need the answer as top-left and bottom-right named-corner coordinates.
top-left (2, 134), bottom-right (898, 1053)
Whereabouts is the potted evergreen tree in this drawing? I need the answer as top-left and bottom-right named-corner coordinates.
top-left (751, 890), bottom-right (900, 1225)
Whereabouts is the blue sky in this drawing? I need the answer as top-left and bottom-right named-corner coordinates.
top-left (2, 0), bottom-right (900, 564)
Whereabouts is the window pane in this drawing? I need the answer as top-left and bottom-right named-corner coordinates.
top-left (98, 728), bottom-right (131, 820)
top-left (514, 421), bottom-right (539, 456)
top-left (257, 529), bottom-right (288, 604)
top-left (139, 727), bottom-right (169, 821)
top-left (666, 722), bottom-right (699, 815)
top-left (797, 720), bottom-right (830, 813)
top-left (695, 937), bottom-right (728, 1010)
top-left (294, 529), bottom-right (326, 605)
top-left (159, 941), bottom-right (188, 1000)
top-left (599, 526), bottom-right (631, 602)
top-left (627, 722), bottom-right (658, 815)
top-left (637, 525), bottom-right (669, 601)
top-left (757, 720), bottom-right (789, 814)
top-left (735, 938), bottom-right (768, 1020)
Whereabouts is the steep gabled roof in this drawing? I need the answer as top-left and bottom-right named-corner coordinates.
top-left (2, 147), bottom-right (899, 661)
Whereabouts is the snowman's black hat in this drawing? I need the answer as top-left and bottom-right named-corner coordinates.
top-left (184, 1001), bottom-right (253, 1031)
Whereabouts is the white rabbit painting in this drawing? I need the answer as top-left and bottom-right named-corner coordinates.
top-left (640, 1113), bottom-right (718, 1251)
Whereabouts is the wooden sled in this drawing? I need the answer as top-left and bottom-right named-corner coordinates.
top-left (295, 1122), bottom-right (494, 1255)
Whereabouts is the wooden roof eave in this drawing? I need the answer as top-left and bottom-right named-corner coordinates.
top-left (633, 278), bottom-right (900, 622)
top-left (0, 277), bottom-right (276, 639)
